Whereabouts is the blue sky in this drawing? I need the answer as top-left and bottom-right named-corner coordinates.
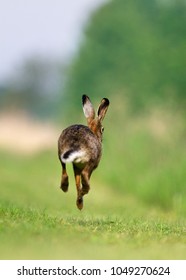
top-left (0, 0), bottom-right (106, 83)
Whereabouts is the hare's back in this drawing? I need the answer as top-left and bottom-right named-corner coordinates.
top-left (59, 124), bottom-right (100, 153)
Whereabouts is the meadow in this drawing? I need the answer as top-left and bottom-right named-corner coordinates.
top-left (0, 109), bottom-right (185, 260)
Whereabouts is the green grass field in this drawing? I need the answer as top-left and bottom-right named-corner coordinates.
top-left (0, 141), bottom-right (186, 259)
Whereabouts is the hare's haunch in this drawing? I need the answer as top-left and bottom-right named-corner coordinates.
top-left (58, 95), bottom-right (110, 210)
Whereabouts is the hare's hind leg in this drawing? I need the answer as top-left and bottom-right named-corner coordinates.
top-left (60, 162), bottom-right (69, 192)
top-left (81, 170), bottom-right (90, 196)
top-left (73, 164), bottom-right (83, 210)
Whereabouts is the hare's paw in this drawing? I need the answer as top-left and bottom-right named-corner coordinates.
top-left (76, 197), bottom-right (83, 210)
top-left (60, 175), bottom-right (69, 192)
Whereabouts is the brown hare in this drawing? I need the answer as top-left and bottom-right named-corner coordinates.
top-left (58, 95), bottom-right (110, 210)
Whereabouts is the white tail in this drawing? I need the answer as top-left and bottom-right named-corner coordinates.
top-left (61, 150), bottom-right (88, 164)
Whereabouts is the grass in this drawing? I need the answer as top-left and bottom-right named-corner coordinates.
top-left (0, 149), bottom-right (186, 260)
top-left (0, 201), bottom-right (186, 259)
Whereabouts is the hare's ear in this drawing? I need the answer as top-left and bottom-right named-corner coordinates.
top-left (82, 95), bottom-right (95, 122)
top-left (98, 98), bottom-right (110, 121)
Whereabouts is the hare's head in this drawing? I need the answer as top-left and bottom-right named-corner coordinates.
top-left (82, 95), bottom-right (110, 141)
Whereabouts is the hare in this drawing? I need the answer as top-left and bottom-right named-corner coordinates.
top-left (58, 95), bottom-right (110, 210)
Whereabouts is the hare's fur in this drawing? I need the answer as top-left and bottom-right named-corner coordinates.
top-left (58, 95), bottom-right (109, 210)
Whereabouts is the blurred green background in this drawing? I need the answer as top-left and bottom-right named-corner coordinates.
top-left (0, 0), bottom-right (186, 259)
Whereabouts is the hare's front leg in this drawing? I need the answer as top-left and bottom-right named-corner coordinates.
top-left (60, 162), bottom-right (69, 192)
top-left (73, 164), bottom-right (83, 210)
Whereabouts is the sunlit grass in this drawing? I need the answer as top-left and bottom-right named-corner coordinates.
top-left (0, 201), bottom-right (186, 260)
